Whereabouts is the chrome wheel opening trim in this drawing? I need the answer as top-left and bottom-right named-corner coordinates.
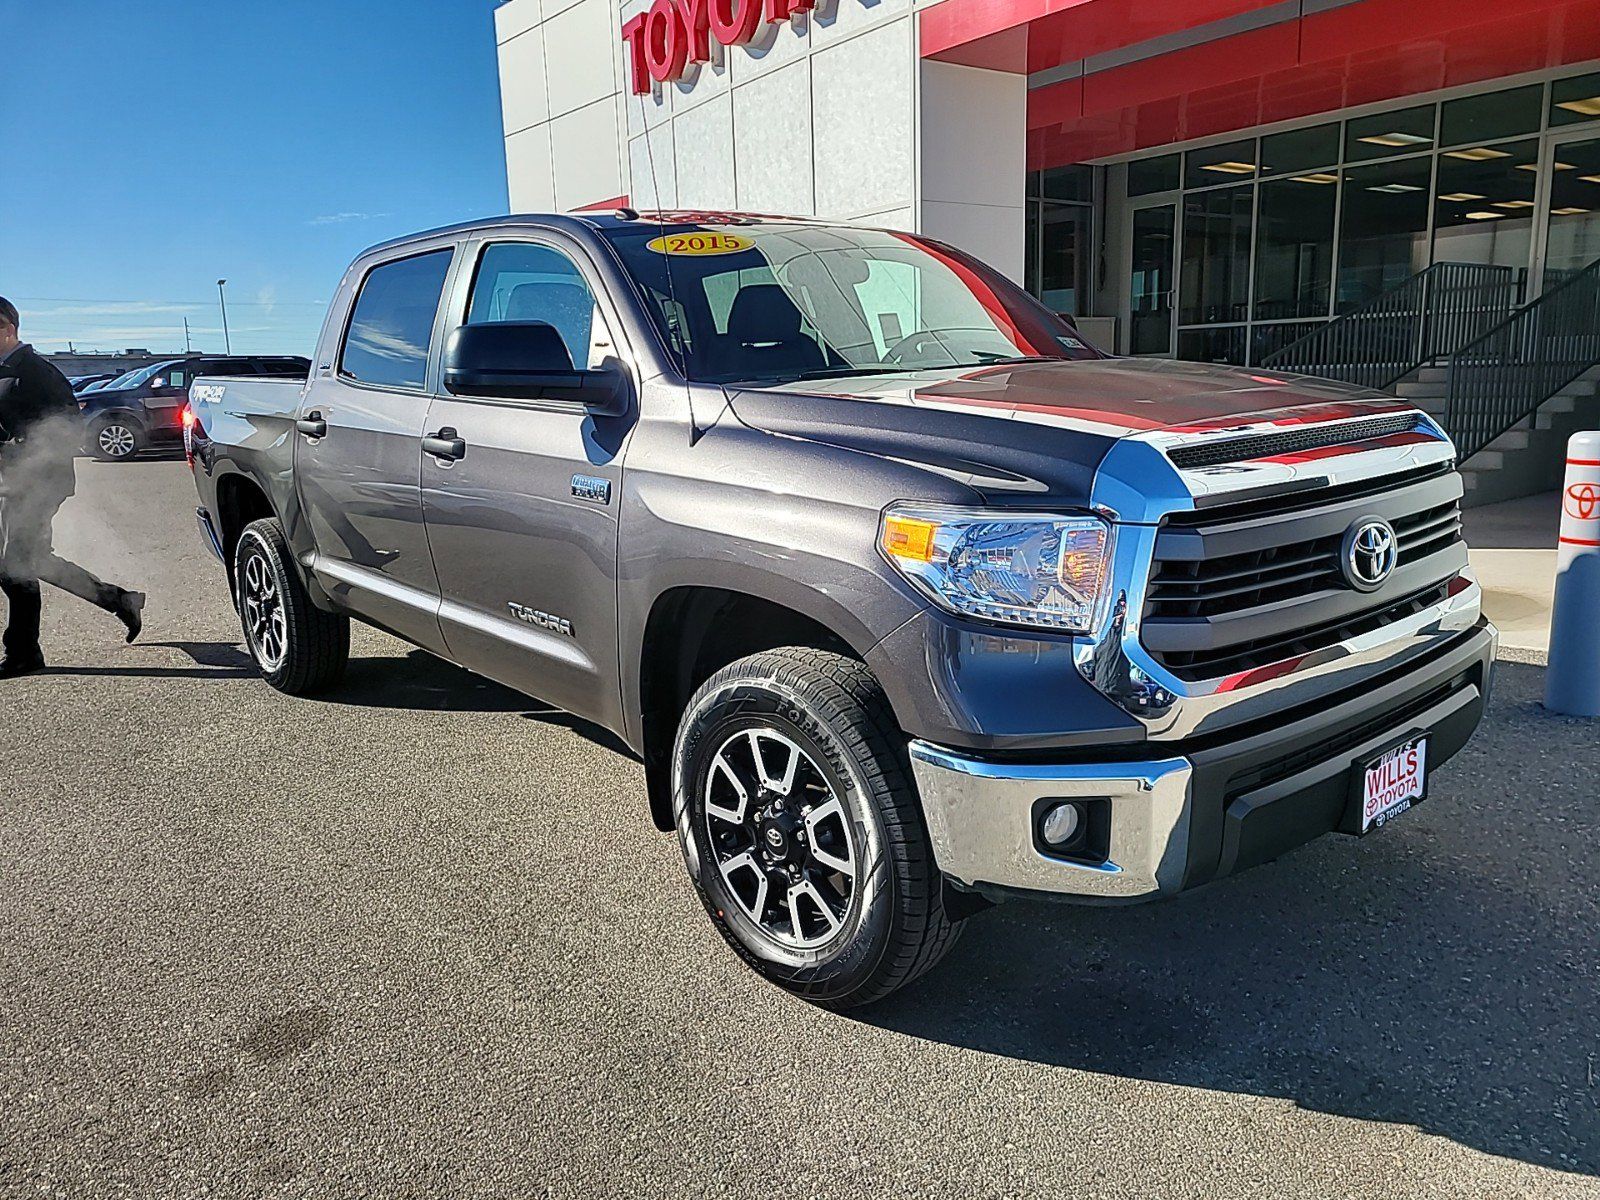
top-left (703, 727), bottom-right (857, 951)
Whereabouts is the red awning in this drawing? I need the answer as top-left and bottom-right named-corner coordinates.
top-left (919, 0), bottom-right (1600, 169)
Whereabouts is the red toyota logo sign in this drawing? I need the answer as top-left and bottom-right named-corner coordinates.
top-left (1567, 482), bottom-right (1600, 521)
top-left (622, 0), bottom-right (814, 94)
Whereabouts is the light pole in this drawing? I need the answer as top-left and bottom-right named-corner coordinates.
top-left (216, 278), bottom-right (232, 354)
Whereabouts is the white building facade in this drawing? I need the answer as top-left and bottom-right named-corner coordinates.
top-left (494, 0), bottom-right (1026, 280)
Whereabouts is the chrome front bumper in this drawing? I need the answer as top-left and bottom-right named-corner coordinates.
top-left (908, 744), bottom-right (1193, 901)
top-left (910, 619), bottom-right (1497, 903)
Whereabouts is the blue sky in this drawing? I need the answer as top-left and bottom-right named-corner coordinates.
top-left (0, 0), bottom-right (509, 355)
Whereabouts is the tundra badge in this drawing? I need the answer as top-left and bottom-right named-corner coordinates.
top-left (572, 474), bottom-right (611, 504)
top-left (508, 603), bottom-right (574, 637)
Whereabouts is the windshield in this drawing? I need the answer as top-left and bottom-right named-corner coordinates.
top-left (600, 221), bottom-right (1099, 384)
top-left (106, 362), bottom-right (175, 390)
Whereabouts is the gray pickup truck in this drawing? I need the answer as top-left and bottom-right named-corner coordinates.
top-left (188, 211), bottom-right (1495, 1008)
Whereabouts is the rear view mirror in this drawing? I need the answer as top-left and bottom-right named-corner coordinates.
top-left (443, 321), bottom-right (625, 414)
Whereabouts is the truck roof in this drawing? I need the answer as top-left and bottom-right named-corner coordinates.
top-left (356, 210), bottom-right (848, 259)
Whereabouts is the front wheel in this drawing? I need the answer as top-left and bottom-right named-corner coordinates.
top-left (234, 518), bottom-right (350, 695)
top-left (674, 647), bottom-right (963, 1009)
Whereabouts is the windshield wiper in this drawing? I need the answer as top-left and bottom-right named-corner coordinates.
top-left (727, 364), bottom-right (931, 385)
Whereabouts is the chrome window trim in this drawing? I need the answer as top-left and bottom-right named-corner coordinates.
top-left (1077, 405), bottom-right (1478, 739)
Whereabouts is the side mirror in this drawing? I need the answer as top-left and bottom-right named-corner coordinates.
top-left (443, 321), bottom-right (626, 414)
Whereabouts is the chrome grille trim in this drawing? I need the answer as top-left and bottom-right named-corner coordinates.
top-left (1077, 405), bottom-right (1481, 739)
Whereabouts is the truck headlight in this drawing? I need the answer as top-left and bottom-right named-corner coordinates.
top-left (879, 503), bottom-right (1113, 633)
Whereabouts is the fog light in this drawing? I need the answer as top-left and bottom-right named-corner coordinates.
top-left (1040, 802), bottom-right (1083, 847)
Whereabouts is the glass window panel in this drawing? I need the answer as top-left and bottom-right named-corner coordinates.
top-left (1551, 71), bottom-right (1600, 126)
top-left (1345, 105), bottom-right (1435, 161)
top-left (1039, 203), bottom-right (1090, 315)
top-left (1440, 85), bottom-right (1542, 146)
top-left (1184, 139), bottom-right (1258, 188)
top-left (1254, 174), bottom-right (1336, 320)
top-left (1129, 205), bottom-right (1175, 355)
top-left (340, 249), bottom-right (454, 389)
top-left (1260, 123), bottom-right (1340, 176)
top-left (1337, 158), bottom-right (1432, 310)
top-left (1180, 185), bottom-right (1252, 325)
top-left (1545, 135), bottom-right (1600, 278)
top-left (1039, 164), bottom-right (1093, 203)
top-left (1128, 153), bottom-right (1180, 197)
top-left (1024, 202), bottom-right (1041, 296)
top-left (1176, 325), bottom-right (1246, 366)
top-left (1433, 137), bottom-right (1536, 272)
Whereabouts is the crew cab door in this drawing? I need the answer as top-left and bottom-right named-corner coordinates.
top-left (294, 245), bottom-right (458, 654)
top-left (420, 234), bottom-right (636, 729)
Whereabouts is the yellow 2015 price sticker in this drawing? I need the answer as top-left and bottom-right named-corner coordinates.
top-left (645, 232), bottom-right (753, 256)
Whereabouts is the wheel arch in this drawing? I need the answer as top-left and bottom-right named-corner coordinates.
top-left (215, 471), bottom-right (277, 574)
top-left (87, 405), bottom-right (147, 427)
top-left (632, 580), bottom-right (887, 832)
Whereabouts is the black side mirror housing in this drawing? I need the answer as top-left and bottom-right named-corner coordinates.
top-left (443, 321), bottom-right (626, 415)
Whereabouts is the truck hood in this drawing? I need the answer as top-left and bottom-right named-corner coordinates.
top-left (724, 357), bottom-right (1405, 505)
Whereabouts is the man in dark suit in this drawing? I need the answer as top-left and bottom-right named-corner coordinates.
top-left (0, 296), bottom-right (144, 678)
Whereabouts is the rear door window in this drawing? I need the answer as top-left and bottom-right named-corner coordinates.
top-left (340, 249), bottom-right (455, 389)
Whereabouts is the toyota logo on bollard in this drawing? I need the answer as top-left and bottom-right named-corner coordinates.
top-left (1341, 517), bottom-right (1399, 591)
top-left (1566, 481), bottom-right (1600, 521)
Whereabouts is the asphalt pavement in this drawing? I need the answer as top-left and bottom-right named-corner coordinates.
top-left (2, 456), bottom-right (1597, 1199)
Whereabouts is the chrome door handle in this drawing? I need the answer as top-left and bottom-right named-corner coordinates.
top-left (296, 413), bottom-right (327, 438)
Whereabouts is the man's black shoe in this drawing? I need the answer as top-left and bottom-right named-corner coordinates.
top-left (0, 654), bottom-right (46, 679)
top-left (117, 591), bottom-right (146, 644)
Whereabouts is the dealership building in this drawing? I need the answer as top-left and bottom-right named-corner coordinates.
top-left (495, 0), bottom-right (1600, 502)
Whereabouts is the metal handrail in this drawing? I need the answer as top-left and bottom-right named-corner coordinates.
top-left (1261, 262), bottom-right (1524, 390)
top-left (1442, 257), bottom-right (1600, 460)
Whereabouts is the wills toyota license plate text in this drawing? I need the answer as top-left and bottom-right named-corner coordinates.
top-left (1361, 736), bottom-right (1428, 832)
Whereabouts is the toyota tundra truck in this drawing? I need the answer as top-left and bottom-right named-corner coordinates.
top-left (186, 211), bottom-right (1495, 1009)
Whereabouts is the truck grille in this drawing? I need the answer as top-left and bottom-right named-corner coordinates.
top-left (1141, 467), bottom-right (1468, 681)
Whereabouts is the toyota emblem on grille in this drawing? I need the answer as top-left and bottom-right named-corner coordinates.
top-left (1341, 517), bottom-right (1399, 591)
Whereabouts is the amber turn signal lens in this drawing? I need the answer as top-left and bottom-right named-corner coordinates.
top-left (882, 515), bottom-right (938, 562)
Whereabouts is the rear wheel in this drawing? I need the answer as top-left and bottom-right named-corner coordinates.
top-left (89, 416), bottom-right (142, 461)
top-left (674, 647), bottom-right (963, 1009)
top-left (234, 518), bottom-right (349, 695)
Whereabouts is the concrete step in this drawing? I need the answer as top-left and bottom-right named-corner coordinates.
top-left (1414, 367), bottom-right (1448, 384)
top-left (1486, 427), bottom-right (1531, 453)
top-left (1467, 449), bottom-right (1506, 472)
top-left (1395, 380), bottom-right (1446, 398)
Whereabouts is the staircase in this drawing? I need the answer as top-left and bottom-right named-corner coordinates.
top-left (1262, 262), bottom-right (1524, 390)
top-left (1261, 257), bottom-right (1600, 508)
top-left (1395, 363), bottom-right (1600, 507)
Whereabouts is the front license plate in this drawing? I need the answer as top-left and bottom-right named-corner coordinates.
top-left (1359, 736), bottom-right (1428, 833)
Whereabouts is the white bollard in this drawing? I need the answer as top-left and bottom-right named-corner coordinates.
top-left (1545, 430), bottom-right (1600, 717)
